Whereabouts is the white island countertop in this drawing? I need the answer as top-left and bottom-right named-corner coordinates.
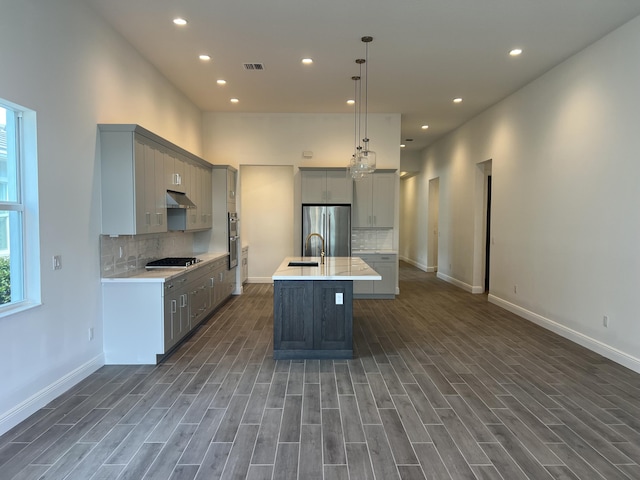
top-left (272, 257), bottom-right (382, 281)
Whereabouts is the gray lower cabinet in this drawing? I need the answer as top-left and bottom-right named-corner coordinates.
top-left (103, 256), bottom-right (234, 364)
top-left (273, 280), bottom-right (353, 359)
top-left (241, 246), bottom-right (249, 283)
top-left (163, 277), bottom-right (189, 352)
top-left (353, 253), bottom-right (397, 298)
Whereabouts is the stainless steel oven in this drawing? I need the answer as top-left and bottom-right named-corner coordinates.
top-left (228, 212), bottom-right (239, 268)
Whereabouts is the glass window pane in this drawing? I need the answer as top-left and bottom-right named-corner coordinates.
top-left (0, 106), bottom-right (18, 202)
top-left (0, 210), bottom-right (24, 305)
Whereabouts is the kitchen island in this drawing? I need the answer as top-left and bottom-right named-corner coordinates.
top-left (272, 256), bottom-right (381, 359)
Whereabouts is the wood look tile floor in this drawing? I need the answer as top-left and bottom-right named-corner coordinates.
top-left (2, 263), bottom-right (640, 479)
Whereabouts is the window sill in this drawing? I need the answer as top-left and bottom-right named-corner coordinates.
top-left (0, 300), bottom-right (42, 319)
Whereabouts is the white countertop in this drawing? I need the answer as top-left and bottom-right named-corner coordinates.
top-left (101, 252), bottom-right (229, 283)
top-left (352, 250), bottom-right (398, 255)
top-left (272, 257), bottom-right (382, 281)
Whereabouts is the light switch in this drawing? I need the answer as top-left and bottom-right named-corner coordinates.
top-left (335, 292), bottom-right (343, 305)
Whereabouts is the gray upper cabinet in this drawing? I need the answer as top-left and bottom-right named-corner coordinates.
top-left (100, 130), bottom-right (167, 235)
top-left (353, 171), bottom-right (395, 228)
top-left (165, 150), bottom-right (186, 193)
top-left (227, 168), bottom-right (237, 204)
top-left (300, 168), bottom-right (352, 204)
top-left (200, 167), bottom-right (213, 229)
top-left (185, 162), bottom-right (199, 231)
top-left (99, 124), bottom-right (213, 235)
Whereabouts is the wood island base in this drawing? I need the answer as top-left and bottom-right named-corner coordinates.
top-left (273, 280), bottom-right (353, 360)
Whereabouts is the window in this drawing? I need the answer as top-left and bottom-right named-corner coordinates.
top-left (0, 100), bottom-right (40, 314)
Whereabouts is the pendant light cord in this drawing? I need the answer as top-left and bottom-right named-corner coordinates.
top-left (364, 39), bottom-right (369, 145)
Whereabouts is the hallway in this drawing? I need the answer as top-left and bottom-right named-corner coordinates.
top-left (1, 263), bottom-right (639, 479)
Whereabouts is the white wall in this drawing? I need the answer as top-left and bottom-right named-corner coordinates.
top-left (203, 113), bottom-right (400, 171)
top-left (203, 112), bottom-right (401, 262)
top-left (241, 166), bottom-right (295, 281)
top-left (402, 16), bottom-right (640, 371)
top-left (0, 0), bottom-right (203, 433)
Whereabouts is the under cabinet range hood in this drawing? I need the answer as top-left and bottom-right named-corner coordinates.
top-left (166, 190), bottom-right (196, 209)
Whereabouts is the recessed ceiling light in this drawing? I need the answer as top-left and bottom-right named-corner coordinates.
top-left (230, 98), bottom-right (239, 104)
top-left (421, 125), bottom-right (429, 130)
top-left (347, 99), bottom-right (355, 105)
top-left (400, 144), bottom-right (406, 148)
top-left (302, 58), bottom-right (313, 65)
top-left (216, 79), bottom-right (227, 85)
top-left (173, 17), bottom-right (187, 26)
top-left (453, 97), bottom-right (463, 103)
top-left (509, 48), bottom-right (523, 56)
top-left (199, 55), bottom-right (211, 61)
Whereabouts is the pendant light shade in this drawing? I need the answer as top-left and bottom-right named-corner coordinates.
top-left (348, 36), bottom-right (376, 180)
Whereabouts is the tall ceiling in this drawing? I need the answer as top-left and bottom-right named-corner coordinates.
top-left (84, 0), bottom-right (640, 152)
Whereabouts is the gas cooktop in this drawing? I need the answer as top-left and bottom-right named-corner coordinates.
top-left (145, 257), bottom-right (200, 269)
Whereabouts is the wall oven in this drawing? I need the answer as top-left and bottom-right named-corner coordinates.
top-left (228, 212), bottom-right (239, 269)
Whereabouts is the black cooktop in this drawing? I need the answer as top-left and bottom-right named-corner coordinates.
top-left (145, 257), bottom-right (200, 269)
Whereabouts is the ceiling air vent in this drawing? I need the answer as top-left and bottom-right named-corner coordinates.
top-left (243, 63), bottom-right (265, 71)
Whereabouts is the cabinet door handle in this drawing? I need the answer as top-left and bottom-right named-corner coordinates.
top-left (146, 212), bottom-right (151, 225)
top-left (210, 277), bottom-right (215, 287)
top-left (180, 294), bottom-right (187, 307)
top-left (171, 299), bottom-right (177, 314)
top-left (157, 212), bottom-right (163, 225)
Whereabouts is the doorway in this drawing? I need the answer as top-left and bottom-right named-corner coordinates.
top-left (473, 160), bottom-right (492, 293)
top-left (485, 175), bottom-right (492, 292)
top-left (427, 177), bottom-right (439, 272)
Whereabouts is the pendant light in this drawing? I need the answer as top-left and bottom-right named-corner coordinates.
top-left (360, 36), bottom-right (376, 173)
top-left (348, 36), bottom-right (376, 179)
top-left (349, 62), bottom-right (367, 180)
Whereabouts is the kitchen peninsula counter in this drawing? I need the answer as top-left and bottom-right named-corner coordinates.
top-left (272, 256), bottom-right (380, 359)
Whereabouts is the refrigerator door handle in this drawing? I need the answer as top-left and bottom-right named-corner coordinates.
top-left (323, 212), bottom-right (326, 257)
top-left (327, 212), bottom-right (331, 257)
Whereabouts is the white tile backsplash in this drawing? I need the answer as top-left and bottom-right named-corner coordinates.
top-left (100, 231), bottom-right (195, 277)
top-left (351, 228), bottom-right (394, 251)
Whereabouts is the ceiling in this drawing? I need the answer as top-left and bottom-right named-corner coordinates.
top-left (84, 0), bottom-right (640, 152)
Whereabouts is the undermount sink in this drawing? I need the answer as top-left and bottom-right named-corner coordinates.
top-left (288, 261), bottom-right (319, 267)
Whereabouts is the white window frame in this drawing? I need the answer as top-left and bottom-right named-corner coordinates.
top-left (0, 99), bottom-right (41, 317)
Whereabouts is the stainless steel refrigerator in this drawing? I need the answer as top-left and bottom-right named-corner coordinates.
top-left (302, 205), bottom-right (351, 257)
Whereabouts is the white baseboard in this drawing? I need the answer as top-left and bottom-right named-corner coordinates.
top-left (436, 272), bottom-right (475, 293)
top-left (488, 294), bottom-right (640, 375)
top-left (399, 256), bottom-right (429, 272)
top-left (0, 354), bottom-right (105, 436)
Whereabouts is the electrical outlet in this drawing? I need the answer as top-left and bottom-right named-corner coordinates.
top-left (52, 255), bottom-right (62, 270)
top-left (88, 327), bottom-right (94, 341)
top-left (335, 292), bottom-right (343, 305)
top-left (603, 315), bottom-right (609, 328)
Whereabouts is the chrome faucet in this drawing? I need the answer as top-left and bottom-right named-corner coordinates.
top-left (305, 232), bottom-right (325, 264)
